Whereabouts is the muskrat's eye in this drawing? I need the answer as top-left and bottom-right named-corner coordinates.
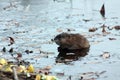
top-left (57, 35), bottom-right (62, 39)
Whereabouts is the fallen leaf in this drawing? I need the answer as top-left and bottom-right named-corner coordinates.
top-left (101, 52), bottom-right (110, 59)
top-left (89, 27), bottom-right (97, 32)
top-left (108, 38), bottom-right (116, 40)
top-left (100, 4), bottom-right (105, 18)
top-left (0, 58), bottom-right (8, 65)
top-left (114, 25), bottom-right (120, 30)
top-left (27, 64), bottom-right (34, 73)
top-left (35, 74), bottom-right (41, 80)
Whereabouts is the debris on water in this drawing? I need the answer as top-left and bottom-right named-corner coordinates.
top-left (29, 51), bottom-right (33, 53)
top-left (108, 38), bottom-right (116, 40)
top-left (107, 26), bottom-right (113, 30)
top-left (68, 75), bottom-right (72, 80)
top-left (56, 72), bottom-right (64, 76)
top-left (3, 2), bottom-right (17, 10)
top-left (9, 48), bottom-right (13, 53)
top-left (79, 71), bottom-right (106, 80)
top-left (17, 53), bottom-right (22, 58)
top-left (25, 50), bottom-right (33, 54)
top-left (2, 47), bottom-right (6, 52)
top-left (13, 31), bottom-right (28, 34)
top-left (100, 52), bottom-right (110, 59)
top-left (84, 61), bottom-right (101, 64)
top-left (38, 66), bottom-right (52, 75)
top-left (25, 50), bottom-right (29, 54)
top-left (44, 66), bottom-right (52, 70)
top-left (100, 4), bottom-right (105, 18)
top-left (67, 28), bottom-right (75, 32)
top-left (82, 19), bottom-right (91, 22)
top-left (0, 0), bottom-right (120, 80)
top-left (40, 50), bottom-right (55, 54)
top-left (101, 24), bottom-right (106, 33)
top-left (8, 37), bottom-right (15, 46)
top-left (114, 25), bottom-right (120, 30)
top-left (101, 24), bottom-right (111, 35)
top-left (89, 27), bottom-right (98, 32)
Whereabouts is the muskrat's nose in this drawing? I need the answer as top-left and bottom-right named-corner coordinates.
top-left (51, 38), bottom-right (59, 43)
top-left (51, 39), bottom-right (54, 42)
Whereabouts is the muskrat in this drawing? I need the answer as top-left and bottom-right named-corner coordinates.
top-left (54, 33), bottom-right (90, 50)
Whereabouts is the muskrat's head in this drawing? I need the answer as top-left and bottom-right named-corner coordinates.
top-left (54, 33), bottom-right (70, 46)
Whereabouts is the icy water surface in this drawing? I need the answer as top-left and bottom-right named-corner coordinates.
top-left (0, 0), bottom-right (120, 80)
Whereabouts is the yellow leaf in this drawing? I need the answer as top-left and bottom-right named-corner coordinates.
top-left (17, 65), bottom-right (26, 73)
top-left (0, 64), bottom-right (2, 69)
top-left (0, 58), bottom-right (8, 65)
top-left (46, 76), bottom-right (57, 80)
top-left (35, 74), bottom-right (41, 80)
top-left (4, 65), bottom-right (13, 72)
top-left (4, 64), bottom-right (15, 72)
top-left (27, 64), bottom-right (34, 73)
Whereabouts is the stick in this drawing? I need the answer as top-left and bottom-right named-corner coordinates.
top-left (12, 66), bottom-right (19, 80)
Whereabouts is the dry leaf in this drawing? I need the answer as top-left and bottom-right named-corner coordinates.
top-left (35, 74), bottom-right (41, 80)
top-left (27, 64), bottom-right (34, 73)
top-left (114, 25), bottom-right (120, 30)
top-left (108, 38), bottom-right (116, 40)
top-left (101, 52), bottom-right (110, 59)
top-left (100, 4), bottom-right (105, 18)
top-left (89, 27), bottom-right (97, 32)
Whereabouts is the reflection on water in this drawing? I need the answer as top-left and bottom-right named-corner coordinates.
top-left (20, 0), bottom-right (50, 11)
top-left (56, 47), bottom-right (90, 63)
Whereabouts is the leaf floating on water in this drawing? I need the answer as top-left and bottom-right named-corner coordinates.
top-left (82, 19), bottom-right (91, 22)
top-left (35, 74), bottom-right (41, 80)
top-left (101, 24), bottom-right (106, 33)
top-left (44, 66), bottom-right (52, 70)
top-left (8, 37), bottom-right (15, 46)
top-left (80, 71), bottom-right (106, 80)
top-left (100, 52), bottom-right (110, 59)
top-left (108, 38), bottom-right (116, 40)
top-left (114, 25), bottom-right (120, 30)
top-left (100, 4), bottom-right (105, 18)
top-left (101, 24), bottom-right (111, 35)
top-left (89, 27), bottom-right (98, 32)
top-left (27, 64), bottom-right (34, 73)
top-left (9, 48), bottom-right (14, 53)
top-left (56, 72), bottom-right (64, 76)
top-left (46, 75), bottom-right (58, 80)
top-left (2, 47), bottom-right (6, 52)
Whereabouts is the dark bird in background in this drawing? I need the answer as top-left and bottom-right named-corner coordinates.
top-left (8, 37), bottom-right (15, 46)
top-left (100, 4), bottom-right (105, 18)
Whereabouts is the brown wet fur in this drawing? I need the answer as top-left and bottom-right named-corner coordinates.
top-left (54, 33), bottom-right (90, 49)
top-left (54, 33), bottom-right (90, 62)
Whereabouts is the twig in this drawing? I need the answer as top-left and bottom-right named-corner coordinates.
top-left (12, 66), bottom-right (19, 80)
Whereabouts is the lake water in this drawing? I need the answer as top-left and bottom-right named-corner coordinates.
top-left (0, 0), bottom-right (120, 80)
